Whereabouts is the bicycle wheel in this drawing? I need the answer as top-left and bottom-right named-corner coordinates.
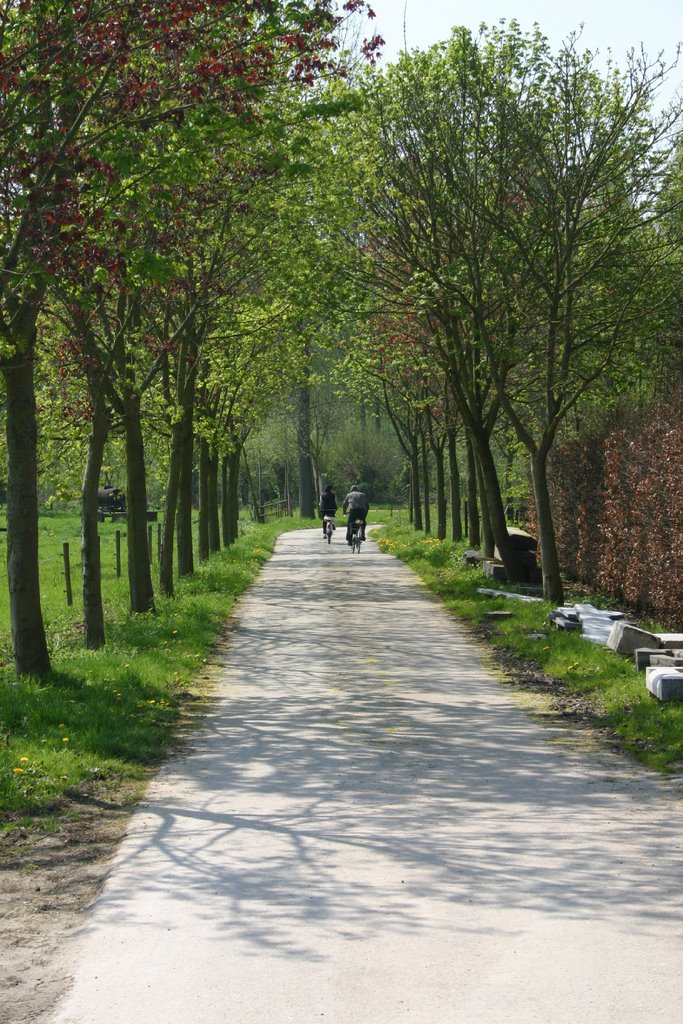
top-left (327, 526), bottom-right (332, 544)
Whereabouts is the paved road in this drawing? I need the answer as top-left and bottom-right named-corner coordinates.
top-left (50, 529), bottom-right (683, 1024)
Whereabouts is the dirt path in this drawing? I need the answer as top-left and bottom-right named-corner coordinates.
top-left (4, 528), bottom-right (683, 1023)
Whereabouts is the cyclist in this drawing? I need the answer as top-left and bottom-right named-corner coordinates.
top-left (343, 485), bottom-right (369, 545)
top-left (319, 484), bottom-right (338, 537)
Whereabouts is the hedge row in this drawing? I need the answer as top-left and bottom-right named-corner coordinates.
top-left (529, 396), bottom-right (683, 624)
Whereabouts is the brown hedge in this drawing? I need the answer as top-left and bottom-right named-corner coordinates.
top-left (528, 397), bottom-right (683, 625)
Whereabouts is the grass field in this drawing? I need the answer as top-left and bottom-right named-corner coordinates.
top-left (372, 518), bottom-right (683, 774)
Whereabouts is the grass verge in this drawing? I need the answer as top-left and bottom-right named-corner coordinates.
top-left (0, 518), bottom-right (300, 826)
top-left (374, 520), bottom-right (683, 773)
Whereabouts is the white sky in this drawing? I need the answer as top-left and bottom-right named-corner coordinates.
top-left (367, 0), bottom-right (682, 106)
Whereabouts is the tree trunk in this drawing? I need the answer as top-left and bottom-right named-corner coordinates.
top-left (176, 402), bottom-right (195, 578)
top-left (421, 431), bottom-right (431, 534)
top-left (123, 388), bottom-right (155, 613)
top-left (228, 448), bottom-right (240, 540)
top-left (198, 436), bottom-right (210, 562)
top-left (221, 455), bottom-right (231, 547)
top-left (471, 427), bottom-right (523, 582)
top-left (410, 437), bottom-right (423, 531)
top-left (504, 444), bottom-right (515, 521)
top-left (242, 450), bottom-right (262, 522)
top-left (208, 447), bottom-right (220, 553)
top-left (434, 441), bottom-right (447, 540)
top-left (465, 433), bottom-right (480, 548)
top-left (311, 456), bottom-right (322, 515)
top-left (3, 350), bottom-right (51, 676)
top-left (222, 448), bottom-right (241, 546)
top-left (447, 428), bottom-right (462, 542)
top-left (475, 452), bottom-right (495, 558)
top-left (160, 418), bottom-right (183, 596)
top-left (297, 385), bottom-right (315, 519)
top-left (81, 400), bottom-right (109, 648)
top-left (531, 450), bottom-right (564, 603)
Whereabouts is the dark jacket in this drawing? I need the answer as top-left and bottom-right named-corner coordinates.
top-left (319, 490), bottom-right (338, 514)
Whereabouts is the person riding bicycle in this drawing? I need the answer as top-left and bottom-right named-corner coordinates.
top-left (319, 484), bottom-right (338, 537)
top-left (343, 485), bottom-right (369, 545)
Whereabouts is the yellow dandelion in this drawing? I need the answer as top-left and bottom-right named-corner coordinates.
top-left (13, 767), bottom-right (24, 774)
top-left (19, 756), bottom-right (29, 762)
top-left (62, 737), bottom-right (69, 743)
top-left (58, 723), bottom-right (65, 729)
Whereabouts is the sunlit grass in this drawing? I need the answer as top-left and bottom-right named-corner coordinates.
top-left (0, 514), bottom-right (301, 820)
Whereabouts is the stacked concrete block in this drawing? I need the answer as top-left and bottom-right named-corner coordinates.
top-left (657, 633), bottom-right (683, 647)
top-left (646, 667), bottom-right (683, 702)
top-left (463, 550), bottom-right (488, 566)
top-left (549, 609), bottom-right (581, 631)
top-left (606, 621), bottom-right (662, 656)
top-left (574, 603), bottom-right (624, 622)
top-left (484, 560), bottom-right (508, 583)
top-left (634, 648), bottom-right (671, 671)
top-left (649, 654), bottom-right (683, 668)
top-left (476, 588), bottom-right (543, 604)
top-left (548, 603), bottom-right (628, 643)
top-left (493, 529), bottom-right (543, 585)
top-left (580, 616), bottom-right (617, 645)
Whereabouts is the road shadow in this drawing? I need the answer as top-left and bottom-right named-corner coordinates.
top-left (77, 529), bottom-right (683, 960)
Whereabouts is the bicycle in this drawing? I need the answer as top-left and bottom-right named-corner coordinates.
top-left (323, 514), bottom-right (336, 544)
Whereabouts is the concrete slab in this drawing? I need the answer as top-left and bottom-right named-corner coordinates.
top-left (476, 588), bottom-right (543, 603)
top-left (484, 559), bottom-right (507, 581)
top-left (635, 648), bottom-right (671, 671)
top-left (549, 611), bottom-right (582, 630)
top-left (658, 634), bottom-right (683, 646)
top-left (646, 667), bottom-right (683, 702)
top-left (649, 654), bottom-right (683, 668)
top-left (607, 620), bottom-right (662, 655)
top-left (574, 604), bottom-right (625, 621)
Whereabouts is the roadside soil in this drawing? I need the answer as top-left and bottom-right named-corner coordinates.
top-left (0, 631), bottom-right (631, 1024)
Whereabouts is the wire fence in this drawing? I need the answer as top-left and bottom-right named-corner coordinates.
top-left (0, 519), bottom-right (164, 618)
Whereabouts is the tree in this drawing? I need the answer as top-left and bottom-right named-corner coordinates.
top-left (342, 48), bottom-right (525, 580)
top-left (0, 0), bottom-right (381, 671)
top-left (344, 23), bottom-right (682, 598)
top-left (471, 29), bottom-right (682, 601)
